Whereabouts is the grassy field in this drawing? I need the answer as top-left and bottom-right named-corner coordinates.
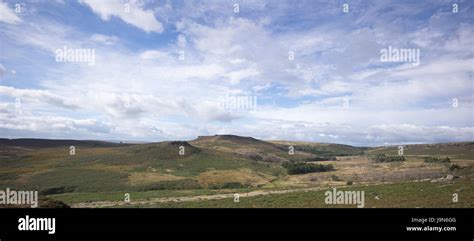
top-left (136, 179), bottom-right (474, 208)
top-left (49, 188), bottom-right (249, 204)
top-left (0, 136), bottom-right (472, 208)
top-left (0, 137), bottom-right (287, 193)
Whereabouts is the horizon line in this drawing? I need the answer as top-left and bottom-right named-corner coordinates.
top-left (1, 135), bottom-right (473, 148)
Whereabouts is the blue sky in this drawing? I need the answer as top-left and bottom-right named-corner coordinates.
top-left (0, 0), bottom-right (473, 146)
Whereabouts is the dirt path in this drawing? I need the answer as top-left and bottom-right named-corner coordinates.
top-left (71, 186), bottom-right (331, 208)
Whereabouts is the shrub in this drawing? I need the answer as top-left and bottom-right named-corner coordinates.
top-left (208, 182), bottom-right (249, 189)
top-left (331, 175), bottom-right (341, 181)
top-left (0, 197), bottom-right (70, 208)
top-left (372, 154), bottom-right (405, 163)
top-left (346, 181), bottom-right (353, 185)
top-left (39, 197), bottom-right (70, 208)
top-left (448, 164), bottom-right (460, 171)
top-left (282, 162), bottom-right (334, 175)
top-left (424, 156), bottom-right (450, 163)
top-left (39, 186), bottom-right (76, 195)
top-left (303, 156), bottom-right (337, 162)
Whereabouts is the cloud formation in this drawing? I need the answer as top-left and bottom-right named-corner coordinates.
top-left (79, 0), bottom-right (163, 33)
top-left (0, 1), bottom-right (21, 24)
top-left (0, 0), bottom-right (472, 145)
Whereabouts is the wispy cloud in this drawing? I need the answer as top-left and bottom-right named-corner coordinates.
top-left (0, 0), bottom-right (472, 145)
top-left (79, 0), bottom-right (163, 33)
top-left (0, 1), bottom-right (21, 24)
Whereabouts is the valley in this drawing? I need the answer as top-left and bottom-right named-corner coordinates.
top-left (0, 135), bottom-right (472, 208)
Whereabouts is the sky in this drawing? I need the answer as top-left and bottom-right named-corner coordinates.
top-left (0, 0), bottom-right (473, 146)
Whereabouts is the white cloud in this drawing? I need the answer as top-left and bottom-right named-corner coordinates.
top-left (0, 1), bottom-right (21, 24)
top-left (79, 0), bottom-right (163, 33)
top-left (225, 68), bottom-right (260, 85)
top-left (1, 1), bottom-right (473, 145)
top-left (443, 23), bottom-right (473, 53)
top-left (177, 34), bottom-right (187, 48)
top-left (139, 50), bottom-right (170, 60)
top-left (90, 33), bottom-right (119, 45)
top-left (0, 112), bottom-right (112, 138)
top-left (0, 86), bottom-right (79, 109)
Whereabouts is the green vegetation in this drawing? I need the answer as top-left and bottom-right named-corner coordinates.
top-left (367, 142), bottom-right (474, 159)
top-left (28, 168), bottom-right (129, 193)
top-left (331, 175), bottom-right (341, 181)
top-left (49, 189), bottom-right (242, 204)
top-left (303, 156), bottom-right (337, 162)
top-left (136, 179), bottom-right (202, 191)
top-left (293, 144), bottom-right (364, 156)
top-left (372, 154), bottom-right (405, 162)
top-left (0, 197), bottom-right (70, 208)
top-left (39, 186), bottom-right (77, 195)
top-left (423, 156), bottom-right (450, 163)
top-left (208, 182), bottom-right (249, 189)
top-left (1, 137), bottom-right (473, 208)
top-left (0, 138), bottom-right (284, 193)
top-left (141, 179), bottom-right (474, 208)
top-left (449, 164), bottom-right (461, 171)
top-left (282, 162), bottom-right (334, 175)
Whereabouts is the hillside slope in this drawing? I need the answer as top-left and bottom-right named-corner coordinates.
top-left (0, 136), bottom-right (472, 205)
top-left (367, 142), bottom-right (474, 159)
top-left (191, 135), bottom-right (314, 163)
top-left (270, 140), bottom-right (367, 156)
top-left (0, 136), bottom-right (289, 194)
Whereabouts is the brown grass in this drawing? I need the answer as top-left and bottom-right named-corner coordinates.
top-left (127, 172), bottom-right (185, 186)
top-left (196, 168), bottom-right (272, 188)
top-left (272, 156), bottom-right (456, 188)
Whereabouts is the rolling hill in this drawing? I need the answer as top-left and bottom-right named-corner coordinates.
top-left (0, 135), bottom-right (472, 207)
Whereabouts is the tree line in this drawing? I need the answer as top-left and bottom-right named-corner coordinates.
top-left (282, 162), bottom-right (334, 175)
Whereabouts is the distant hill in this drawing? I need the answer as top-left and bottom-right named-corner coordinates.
top-left (0, 135), bottom-right (289, 193)
top-left (0, 135), bottom-right (472, 198)
top-left (191, 135), bottom-right (312, 163)
top-left (269, 140), bottom-right (367, 156)
top-left (0, 135), bottom-right (338, 194)
top-left (0, 138), bottom-right (125, 149)
top-left (192, 135), bottom-right (278, 150)
top-left (367, 142), bottom-right (474, 159)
